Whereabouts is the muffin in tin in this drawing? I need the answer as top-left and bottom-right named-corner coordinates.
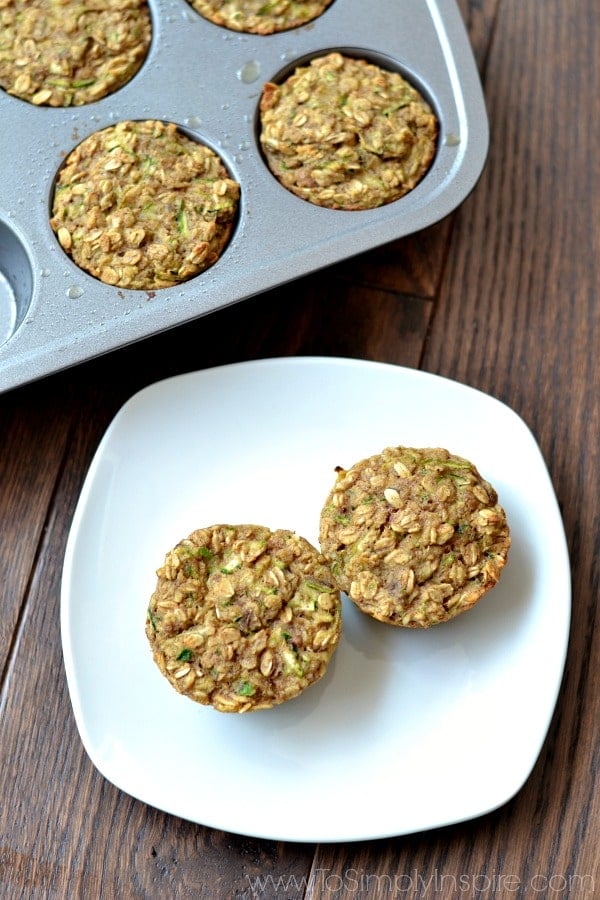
top-left (319, 446), bottom-right (510, 627)
top-left (259, 51), bottom-right (438, 210)
top-left (187, 0), bottom-right (334, 35)
top-left (146, 524), bottom-right (342, 713)
top-left (0, 0), bottom-right (151, 107)
top-left (50, 119), bottom-right (239, 291)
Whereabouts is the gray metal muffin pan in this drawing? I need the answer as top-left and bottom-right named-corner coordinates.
top-left (0, 0), bottom-right (488, 393)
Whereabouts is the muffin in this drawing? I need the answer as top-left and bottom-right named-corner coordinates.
top-left (259, 51), bottom-right (438, 210)
top-left (0, 0), bottom-right (151, 107)
top-left (319, 446), bottom-right (510, 627)
top-left (50, 119), bottom-right (239, 290)
top-left (187, 0), bottom-right (334, 35)
top-left (146, 525), bottom-right (342, 712)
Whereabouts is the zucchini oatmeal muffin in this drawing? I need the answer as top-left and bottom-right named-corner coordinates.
top-left (50, 119), bottom-right (239, 290)
top-left (259, 52), bottom-right (438, 210)
top-left (0, 0), bottom-right (151, 107)
top-left (319, 447), bottom-right (510, 627)
top-left (187, 0), bottom-right (334, 35)
top-left (146, 525), bottom-right (342, 712)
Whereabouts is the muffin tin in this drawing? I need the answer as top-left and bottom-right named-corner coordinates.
top-left (0, 0), bottom-right (488, 393)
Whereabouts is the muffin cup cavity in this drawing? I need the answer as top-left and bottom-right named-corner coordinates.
top-left (0, 221), bottom-right (33, 347)
top-left (49, 119), bottom-right (240, 291)
top-left (185, 0), bottom-right (335, 35)
top-left (0, 0), bottom-right (153, 108)
top-left (257, 49), bottom-right (439, 211)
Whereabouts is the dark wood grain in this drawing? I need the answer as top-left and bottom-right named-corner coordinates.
top-left (1, 1), bottom-right (598, 898)
top-left (0, 380), bottom-right (73, 670)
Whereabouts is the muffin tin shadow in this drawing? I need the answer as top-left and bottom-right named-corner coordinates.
top-left (0, 0), bottom-right (488, 393)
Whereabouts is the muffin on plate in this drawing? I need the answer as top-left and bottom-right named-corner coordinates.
top-left (0, 0), bottom-right (151, 107)
top-left (50, 119), bottom-right (239, 291)
top-left (319, 446), bottom-right (510, 627)
top-left (187, 0), bottom-right (334, 35)
top-left (146, 524), bottom-right (342, 712)
top-left (259, 51), bottom-right (438, 210)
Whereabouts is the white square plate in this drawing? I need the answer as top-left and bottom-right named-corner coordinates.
top-left (61, 357), bottom-right (570, 842)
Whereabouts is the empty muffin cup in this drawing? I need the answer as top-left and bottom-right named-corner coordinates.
top-left (0, 221), bottom-right (33, 346)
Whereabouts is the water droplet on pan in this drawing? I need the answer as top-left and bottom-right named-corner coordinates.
top-left (185, 115), bottom-right (202, 128)
top-left (237, 60), bottom-right (261, 84)
top-left (66, 285), bottom-right (84, 299)
top-left (444, 133), bottom-right (461, 147)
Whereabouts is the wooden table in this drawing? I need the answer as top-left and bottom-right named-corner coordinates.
top-left (1, 1), bottom-right (598, 896)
